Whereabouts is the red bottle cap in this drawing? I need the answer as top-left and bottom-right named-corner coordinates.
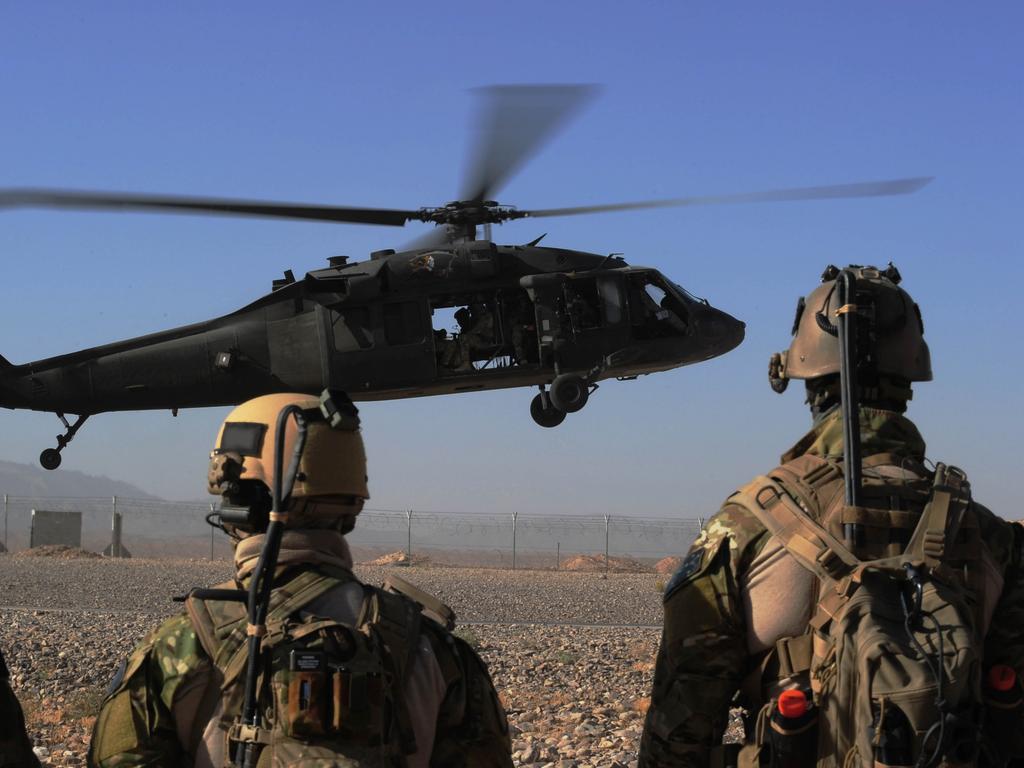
top-left (778, 689), bottom-right (808, 719)
top-left (989, 665), bottom-right (1017, 692)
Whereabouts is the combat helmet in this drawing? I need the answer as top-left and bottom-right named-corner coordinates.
top-left (207, 391), bottom-right (369, 535)
top-left (769, 264), bottom-right (931, 404)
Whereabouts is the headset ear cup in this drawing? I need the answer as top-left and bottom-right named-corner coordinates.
top-left (769, 352), bottom-right (789, 394)
top-left (208, 452), bottom-right (245, 496)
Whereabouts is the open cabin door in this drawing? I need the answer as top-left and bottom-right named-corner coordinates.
top-left (520, 272), bottom-right (629, 374)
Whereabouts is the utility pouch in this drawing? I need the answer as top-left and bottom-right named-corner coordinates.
top-left (331, 664), bottom-right (385, 740)
top-left (282, 650), bottom-right (328, 737)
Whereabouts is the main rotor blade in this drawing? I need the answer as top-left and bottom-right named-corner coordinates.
top-left (520, 177), bottom-right (934, 219)
top-left (0, 189), bottom-right (420, 227)
top-left (461, 84), bottom-right (600, 204)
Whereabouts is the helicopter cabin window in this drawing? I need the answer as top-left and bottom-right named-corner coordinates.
top-left (563, 276), bottom-right (623, 331)
top-left (383, 301), bottom-right (425, 346)
top-left (598, 276), bottom-right (623, 325)
top-left (629, 274), bottom-right (689, 339)
top-left (432, 291), bottom-right (536, 373)
top-left (563, 281), bottom-right (602, 332)
top-left (332, 306), bottom-right (374, 352)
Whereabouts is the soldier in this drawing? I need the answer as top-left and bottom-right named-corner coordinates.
top-left (640, 265), bottom-right (1024, 768)
top-left (1, 645), bottom-right (40, 767)
top-left (89, 392), bottom-right (512, 767)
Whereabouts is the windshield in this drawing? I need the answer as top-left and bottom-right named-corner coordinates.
top-left (628, 271), bottom-right (690, 339)
top-left (671, 280), bottom-right (707, 306)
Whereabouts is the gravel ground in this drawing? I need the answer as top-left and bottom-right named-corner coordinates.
top-left (0, 556), bottom-right (665, 767)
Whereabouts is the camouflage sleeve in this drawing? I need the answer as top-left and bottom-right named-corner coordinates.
top-left (428, 632), bottom-right (513, 768)
top-left (0, 647), bottom-right (40, 768)
top-left (88, 613), bottom-right (210, 768)
top-left (639, 504), bottom-right (769, 768)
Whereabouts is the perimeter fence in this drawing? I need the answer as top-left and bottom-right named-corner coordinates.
top-left (0, 495), bottom-right (703, 569)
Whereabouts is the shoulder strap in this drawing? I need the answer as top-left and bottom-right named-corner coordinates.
top-left (185, 579), bottom-right (247, 666)
top-left (359, 585), bottom-right (423, 755)
top-left (903, 463), bottom-right (971, 571)
top-left (186, 569), bottom-right (346, 690)
top-left (734, 461), bottom-right (974, 583)
top-left (731, 474), bottom-right (860, 586)
top-left (384, 573), bottom-right (457, 630)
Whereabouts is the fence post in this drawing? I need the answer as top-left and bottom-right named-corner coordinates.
top-left (3, 494), bottom-right (7, 551)
top-left (210, 503), bottom-right (216, 561)
top-left (111, 512), bottom-right (124, 558)
top-left (604, 514), bottom-right (611, 575)
top-left (511, 511), bottom-right (518, 571)
top-left (556, 541), bottom-right (560, 570)
top-left (112, 496), bottom-right (120, 558)
top-left (406, 510), bottom-right (413, 560)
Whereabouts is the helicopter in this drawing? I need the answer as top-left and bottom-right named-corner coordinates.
top-left (0, 85), bottom-right (930, 470)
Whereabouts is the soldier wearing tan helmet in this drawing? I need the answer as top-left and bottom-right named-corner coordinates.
top-left (640, 265), bottom-right (1024, 768)
top-left (89, 392), bottom-right (513, 768)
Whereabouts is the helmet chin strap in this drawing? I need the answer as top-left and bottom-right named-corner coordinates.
top-left (804, 375), bottom-right (912, 421)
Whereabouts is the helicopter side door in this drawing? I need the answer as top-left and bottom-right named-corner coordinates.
top-left (520, 272), bottom-right (629, 373)
top-left (323, 298), bottom-right (436, 393)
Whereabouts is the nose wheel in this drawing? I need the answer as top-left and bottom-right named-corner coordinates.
top-left (530, 389), bottom-right (566, 428)
top-left (39, 413), bottom-right (89, 471)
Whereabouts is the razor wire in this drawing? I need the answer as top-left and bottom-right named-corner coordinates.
top-left (0, 495), bottom-right (704, 566)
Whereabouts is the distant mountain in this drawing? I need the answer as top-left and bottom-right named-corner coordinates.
top-left (0, 460), bottom-right (158, 499)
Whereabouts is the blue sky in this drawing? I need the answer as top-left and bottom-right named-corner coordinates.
top-left (0, 3), bottom-right (1021, 519)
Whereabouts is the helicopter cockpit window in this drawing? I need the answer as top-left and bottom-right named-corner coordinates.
top-left (629, 274), bottom-right (690, 339)
top-left (383, 301), bottom-right (425, 346)
top-left (333, 306), bottom-right (374, 352)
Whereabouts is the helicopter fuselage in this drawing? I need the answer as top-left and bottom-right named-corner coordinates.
top-left (0, 242), bottom-right (743, 419)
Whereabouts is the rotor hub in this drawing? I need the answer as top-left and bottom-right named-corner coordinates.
top-left (418, 200), bottom-right (525, 227)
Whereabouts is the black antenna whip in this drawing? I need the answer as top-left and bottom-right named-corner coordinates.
top-left (234, 405), bottom-right (308, 768)
top-left (836, 269), bottom-right (864, 549)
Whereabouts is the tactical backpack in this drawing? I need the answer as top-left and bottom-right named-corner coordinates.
top-left (732, 457), bottom-right (992, 768)
top-left (185, 568), bottom-right (450, 768)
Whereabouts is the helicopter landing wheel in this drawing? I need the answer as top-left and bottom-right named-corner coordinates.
top-left (39, 448), bottom-right (63, 471)
top-left (549, 374), bottom-right (589, 413)
top-left (530, 392), bottom-right (566, 428)
top-left (39, 412), bottom-right (90, 470)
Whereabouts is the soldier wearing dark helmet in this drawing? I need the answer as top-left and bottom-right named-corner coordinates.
top-left (640, 265), bottom-right (1024, 768)
top-left (88, 392), bottom-right (512, 768)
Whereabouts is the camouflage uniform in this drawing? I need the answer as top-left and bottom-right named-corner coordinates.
top-left (88, 531), bottom-right (512, 768)
top-left (1, 647), bottom-right (39, 768)
top-left (639, 407), bottom-right (1024, 768)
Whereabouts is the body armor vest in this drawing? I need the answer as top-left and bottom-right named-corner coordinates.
top-left (184, 567), bottom-right (425, 768)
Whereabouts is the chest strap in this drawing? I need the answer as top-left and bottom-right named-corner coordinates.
top-left (186, 568), bottom-right (349, 690)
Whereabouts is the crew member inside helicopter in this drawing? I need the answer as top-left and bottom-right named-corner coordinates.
top-left (564, 282), bottom-right (601, 332)
top-left (457, 302), bottom-right (495, 367)
top-left (629, 274), bottom-right (689, 339)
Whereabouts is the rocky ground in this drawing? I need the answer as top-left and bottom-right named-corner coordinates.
top-left (0, 556), bottom-right (665, 767)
